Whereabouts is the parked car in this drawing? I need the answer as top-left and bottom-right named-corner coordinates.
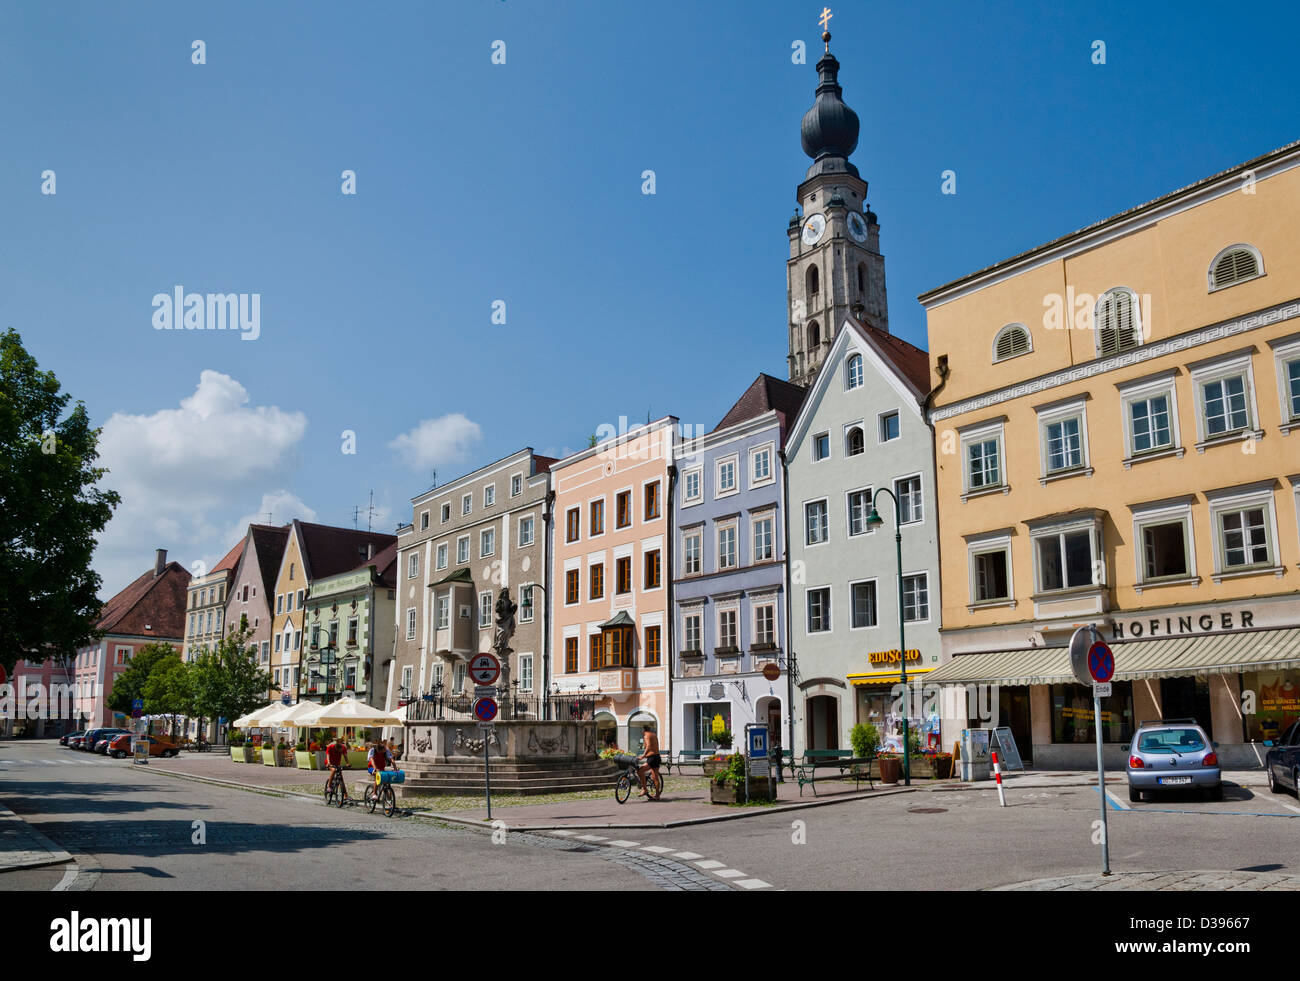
top-left (1126, 719), bottom-right (1222, 802)
top-left (60, 731), bottom-right (85, 747)
top-left (1265, 721), bottom-right (1300, 798)
top-left (94, 732), bottom-right (128, 754)
top-left (84, 728), bottom-right (129, 753)
top-left (109, 733), bottom-right (180, 759)
top-left (78, 728), bottom-right (105, 750)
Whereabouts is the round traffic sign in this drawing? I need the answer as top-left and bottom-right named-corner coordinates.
top-left (473, 697), bottom-right (498, 722)
top-left (1087, 641), bottom-right (1114, 683)
top-left (469, 653), bottom-right (501, 685)
top-left (762, 663), bottom-right (780, 682)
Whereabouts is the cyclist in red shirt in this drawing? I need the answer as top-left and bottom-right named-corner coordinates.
top-left (324, 735), bottom-right (350, 802)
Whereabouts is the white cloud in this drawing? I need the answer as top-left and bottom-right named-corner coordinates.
top-left (93, 371), bottom-right (310, 596)
top-left (389, 413), bottom-right (482, 472)
top-left (225, 491), bottom-right (318, 546)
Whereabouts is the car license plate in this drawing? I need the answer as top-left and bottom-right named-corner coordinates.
top-left (1158, 776), bottom-right (1192, 785)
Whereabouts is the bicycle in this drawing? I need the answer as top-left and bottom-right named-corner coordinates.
top-left (614, 754), bottom-right (662, 804)
top-left (324, 766), bottom-right (351, 808)
top-left (364, 770), bottom-right (401, 817)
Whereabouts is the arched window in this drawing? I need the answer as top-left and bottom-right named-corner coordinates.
top-left (1208, 244), bottom-right (1263, 291)
top-left (846, 426), bottom-right (865, 456)
top-left (806, 264), bottom-right (820, 296)
top-left (846, 354), bottom-right (864, 389)
top-left (807, 321), bottom-right (820, 350)
top-left (1094, 288), bottom-right (1142, 356)
top-left (857, 262), bottom-right (867, 295)
top-left (992, 323), bottom-right (1032, 363)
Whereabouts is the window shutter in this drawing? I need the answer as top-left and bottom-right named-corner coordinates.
top-left (1096, 290), bottom-right (1138, 355)
top-left (994, 325), bottom-right (1029, 361)
top-left (1212, 249), bottom-right (1259, 289)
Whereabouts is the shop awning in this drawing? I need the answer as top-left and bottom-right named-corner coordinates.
top-left (926, 627), bottom-right (1300, 686)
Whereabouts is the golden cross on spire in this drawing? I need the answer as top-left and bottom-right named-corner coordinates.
top-left (819, 6), bottom-right (833, 48)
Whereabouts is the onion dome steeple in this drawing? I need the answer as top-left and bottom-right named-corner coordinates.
top-left (799, 31), bottom-right (860, 179)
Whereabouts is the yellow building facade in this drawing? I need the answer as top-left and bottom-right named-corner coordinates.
top-left (921, 141), bottom-right (1300, 768)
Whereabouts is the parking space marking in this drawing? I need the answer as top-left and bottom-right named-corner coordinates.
top-left (1281, 802), bottom-right (1300, 816)
top-left (1102, 788), bottom-right (1130, 811)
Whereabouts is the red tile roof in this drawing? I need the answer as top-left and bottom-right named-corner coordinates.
top-left (96, 561), bottom-right (191, 639)
top-left (844, 316), bottom-right (932, 398)
top-left (714, 373), bottom-right (808, 433)
top-left (211, 538), bottom-right (245, 575)
top-left (350, 541), bottom-right (399, 588)
top-left (294, 521), bottom-right (397, 583)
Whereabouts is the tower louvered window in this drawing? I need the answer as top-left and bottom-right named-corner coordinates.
top-left (1094, 289), bottom-right (1142, 356)
top-left (1209, 246), bottom-right (1261, 290)
top-left (992, 324), bottom-right (1031, 362)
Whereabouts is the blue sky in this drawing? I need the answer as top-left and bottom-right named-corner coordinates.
top-left (2, 1), bottom-right (1296, 596)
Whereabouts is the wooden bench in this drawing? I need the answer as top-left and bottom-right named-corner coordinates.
top-left (664, 749), bottom-right (714, 775)
top-left (795, 750), bottom-right (875, 796)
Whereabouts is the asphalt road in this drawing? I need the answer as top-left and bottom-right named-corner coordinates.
top-left (0, 740), bottom-right (709, 891)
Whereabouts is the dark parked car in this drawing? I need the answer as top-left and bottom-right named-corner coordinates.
top-left (61, 731), bottom-right (85, 747)
top-left (1265, 721), bottom-right (1300, 797)
top-left (81, 727), bottom-right (128, 752)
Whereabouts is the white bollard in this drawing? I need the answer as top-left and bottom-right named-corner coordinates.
top-left (992, 750), bottom-right (1007, 807)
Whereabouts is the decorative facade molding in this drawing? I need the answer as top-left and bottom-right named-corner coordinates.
top-left (930, 300), bottom-right (1300, 423)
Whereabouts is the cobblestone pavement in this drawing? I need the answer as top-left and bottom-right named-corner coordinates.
top-left (0, 805), bottom-right (73, 871)
top-left (995, 870), bottom-right (1300, 891)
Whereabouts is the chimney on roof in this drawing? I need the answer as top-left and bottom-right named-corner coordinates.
top-left (154, 549), bottom-right (167, 578)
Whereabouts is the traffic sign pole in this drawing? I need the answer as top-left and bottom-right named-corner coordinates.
top-left (485, 728), bottom-right (492, 821)
top-left (1090, 624), bottom-right (1111, 876)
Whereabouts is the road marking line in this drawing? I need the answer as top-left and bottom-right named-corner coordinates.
top-left (672, 851), bottom-right (703, 860)
top-left (640, 845), bottom-right (674, 854)
top-left (1281, 802), bottom-right (1300, 815)
top-left (607, 840), bottom-right (641, 848)
top-left (693, 859), bottom-right (725, 869)
top-left (734, 878), bottom-right (772, 889)
top-left (1103, 788), bottom-right (1130, 811)
top-left (575, 834), bottom-right (608, 842)
top-left (53, 865), bottom-right (79, 891)
top-left (713, 869), bottom-right (746, 879)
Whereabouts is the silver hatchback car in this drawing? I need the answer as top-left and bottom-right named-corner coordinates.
top-left (1126, 719), bottom-right (1222, 802)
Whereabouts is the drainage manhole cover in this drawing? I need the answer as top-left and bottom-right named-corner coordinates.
top-left (907, 807), bottom-right (948, 814)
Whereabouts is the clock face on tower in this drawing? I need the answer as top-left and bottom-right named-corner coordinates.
top-left (801, 213), bottom-right (826, 246)
top-left (847, 211), bottom-right (868, 243)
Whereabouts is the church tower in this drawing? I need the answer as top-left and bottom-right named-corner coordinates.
top-left (787, 30), bottom-right (888, 388)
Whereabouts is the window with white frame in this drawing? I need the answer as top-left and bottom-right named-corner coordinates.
top-left (682, 530), bottom-right (702, 575)
top-left (806, 588), bottom-right (831, 633)
top-left (846, 354), bottom-right (864, 390)
top-left (456, 535), bottom-right (469, 564)
top-left (453, 662), bottom-right (466, 694)
top-left (436, 542), bottom-right (448, 570)
top-left (511, 474), bottom-right (522, 497)
top-left (1207, 483), bottom-right (1278, 577)
top-left (848, 488), bottom-right (873, 536)
top-left (479, 592), bottom-right (492, 627)
top-left (879, 411), bottom-right (900, 442)
top-left (408, 553), bottom-right (419, 579)
top-left (850, 580), bottom-right (877, 628)
top-left (1123, 382), bottom-right (1177, 459)
top-left (441, 503), bottom-right (450, 523)
top-left (1131, 501), bottom-right (1195, 586)
top-left (462, 493), bottom-right (472, 516)
top-left (961, 422), bottom-right (1005, 495)
top-left (751, 444), bottom-right (773, 486)
top-left (845, 425), bottom-right (865, 456)
top-left (683, 611), bottom-right (702, 652)
top-left (805, 500), bottom-right (829, 545)
top-left (717, 608), bottom-right (738, 650)
top-left (1031, 518), bottom-right (1101, 593)
top-left (1191, 352), bottom-right (1259, 447)
top-left (968, 536), bottom-right (1012, 604)
top-left (1269, 334), bottom-right (1300, 431)
top-left (1037, 397), bottom-right (1090, 478)
top-left (420, 511), bottom-right (429, 530)
top-left (519, 515), bottom-right (535, 546)
top-left (753, 602), bottom-right (775, 646)
top-left (902, 574), bottom-right (929, 622)
top-left (812, 432), bottom-right (830, 461)
top-left (401, 665), bottom-right (413, 698)
top-left (1094, 287), bottom-right (1143, 356)
top-left (436, 596), bottom-right (449, 629)
top-left (753, 515), bottom-right (774, 562)
top-left (484, 484), bottom-right (495, 507)
top-left (992, 323), bottom-right (1032, 362)
top-left (406, 608), bottom-right (416, 640)
top-left (519, 654), bottom-right (533, 692)
top-left (480, 527), bottom-right (495, 558)
top-left (1207, 244), bottom-right (1263, 291)
top-left (716, 456), bottom-right (738, 496)
top-left (896, 475), bottom-right (923, 523)
top-left (717, 523), bottom-right (737, 570)
top-left (519, 584), bottom-right (534, 622)
top-left (683, 468), bottom-right (702, 503)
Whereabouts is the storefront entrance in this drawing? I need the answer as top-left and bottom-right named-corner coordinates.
top-left (806, 695), bottom-right (838, 750)
top-left (1159, 677), bottom-right (1212, 732)
top-left (998, 688), bottom-right (1033, 765)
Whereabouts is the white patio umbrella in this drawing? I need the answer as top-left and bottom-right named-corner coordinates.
top-left (295, 693), bottom-right (404, 727)
top-left (256, 702), bottom-right (301, 727)
top-left (232, 704), bottom-right (278, 728)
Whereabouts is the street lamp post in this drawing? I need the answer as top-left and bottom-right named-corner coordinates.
top-left (865, 488), bottom-right (910, 787)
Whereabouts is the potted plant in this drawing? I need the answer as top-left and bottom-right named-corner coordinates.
top-left (926, 752), bottom-right (955, 779)
top-left (849, 722), bottom-right (879, 781)
top-left (877, 752), bottom-right (901, 784)
top-left (710, 753), bottom-right (775, 804)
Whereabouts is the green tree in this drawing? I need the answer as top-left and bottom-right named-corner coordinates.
top-left (142, 652), bottom-right (192, 736)
top-left (0, 329), bottom-right (121, 673)
top-left (192, 624), bottom-right (271, 735)
top-left (106, 642), bottom-right (178, 715)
